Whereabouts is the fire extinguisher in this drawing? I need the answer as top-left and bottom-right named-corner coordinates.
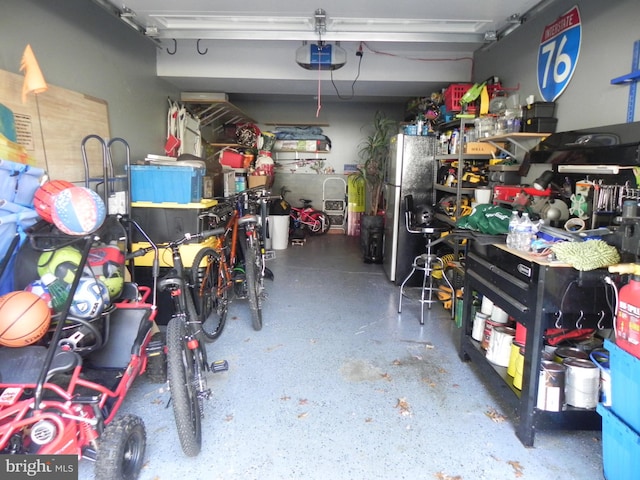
top-left (608, 264), bottom-right (640, 357)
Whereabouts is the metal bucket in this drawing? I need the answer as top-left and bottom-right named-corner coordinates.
top-left (537, 360), bottom-right (566, 411)
top-left (564, 357), bottom-right (599, 409)
top-left (486, 326), bottom-right (516, 367)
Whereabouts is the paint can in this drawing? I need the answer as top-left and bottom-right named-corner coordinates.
top-left (513, 345), bottom-right (525, 390)
top-left (554, 346), bottom-right (589, 363)
top-left (564, 357), bottom-right (600, 409)
top-left (507, 340), bottom-right (524, 377)
top-left (589, 349), bottom-right (611, 407)
top-left (472, 312), bottom-right (489, 342)
top-left (491, 305), bottom-right (509, 324)
top-left (480, 296), bottom-right (494, 315)
top-left (536, 360), bottom-right (566, 411)
top-left (481, 318), bottom-right (503, 350)
top-left (486, 326), bottom-right (516, 367)
top-left (515, 321), bottom-right (526, 344)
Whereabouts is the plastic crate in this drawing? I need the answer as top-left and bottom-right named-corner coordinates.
top-left (130, 164), bottom-right (204, 203)
top-left (444, 83), bottom-right (473, 112)
top-left (131, 199), bottom-right (217, 243)
top-left (605, 338), bottom-right (640, 432)
top-left (597, 403), bottom-right (640, 480)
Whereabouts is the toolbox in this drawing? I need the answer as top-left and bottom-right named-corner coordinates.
top-left (522, 101), bottom-right (556, 120)
top-left (522, 117), bottom-right (558, 133)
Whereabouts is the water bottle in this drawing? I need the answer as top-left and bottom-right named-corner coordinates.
top-left (42, 273), bottom-right (70, 313)
top-left (506, 211), bottom-right (520, 249)
top-left (517, 212), bottom-right (533, 252)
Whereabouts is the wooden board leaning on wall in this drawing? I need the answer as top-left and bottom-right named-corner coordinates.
top-left (0, 68), bottom-right (110, 183)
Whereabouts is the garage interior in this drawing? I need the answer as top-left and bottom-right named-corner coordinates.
top-left (2, 0), bottom-right (640, 479)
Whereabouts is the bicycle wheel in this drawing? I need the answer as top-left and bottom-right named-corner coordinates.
top-left (191, 247), bottom-right (228, 342)
top-left (239, 234), bottom-right (263, 331)
top-left (166, 317), bottom-right (202, 457)
top-left (307, 210), bottom-right (332, 235)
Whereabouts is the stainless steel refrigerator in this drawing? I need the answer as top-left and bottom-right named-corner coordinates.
top-left (383, 134), bottom-right (437, 284)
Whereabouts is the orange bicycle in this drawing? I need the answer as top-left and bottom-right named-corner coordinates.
top-left (192, 187), bottom-right (274, 333)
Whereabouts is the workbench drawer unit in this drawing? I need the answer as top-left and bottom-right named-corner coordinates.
top-left (459, 243), bottom-right (612, 446)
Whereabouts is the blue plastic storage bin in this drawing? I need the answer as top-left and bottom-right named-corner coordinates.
top-left (604, 338), bottom-right (640, 432)
top-left (597, 403), bottom-right (640, 480)
top-left (130, 164), bottom-right (204, 203)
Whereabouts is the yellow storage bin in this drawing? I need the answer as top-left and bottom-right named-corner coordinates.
top-left (131, 235), bottom-right (219, 268)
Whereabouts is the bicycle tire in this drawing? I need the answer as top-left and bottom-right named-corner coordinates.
top-left (307, 210), bottom-right (332, 235)
top-left (166, 317), bottom-right (202, 457)
top-left (239, 234), bottom-right (263, 331)
top-left (191, 247), bottom-right (228, 342)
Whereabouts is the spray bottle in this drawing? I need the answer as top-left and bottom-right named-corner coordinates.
top-left (608, 263), bottom-right (640, 357)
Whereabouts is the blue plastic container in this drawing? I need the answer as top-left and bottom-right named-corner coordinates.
top-left (597, 403), bottom-right (640, 480)
top-left (605, 338), bottom-right (640, 432)
top-left (130, 164), bottom-right (204, 203)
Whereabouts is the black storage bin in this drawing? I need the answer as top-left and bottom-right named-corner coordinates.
top-left (522, 102), bottom-right (556, 120)
top-left (523, 117), bottom-right (558, 133)
top-left (131, 200), bottom-right (216, 243)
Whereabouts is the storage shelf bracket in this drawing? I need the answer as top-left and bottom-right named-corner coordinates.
top-left (610, 39), bottom-right (640, 123)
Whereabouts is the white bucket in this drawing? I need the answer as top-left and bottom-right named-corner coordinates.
top-left (474, 187), bottom-right (492, 204)
top-left (269, 215), bottom-right (290, 250)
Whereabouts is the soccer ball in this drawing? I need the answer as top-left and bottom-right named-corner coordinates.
top-left (69, 277), bottom-right (105, 320)
top-left (88, 244), bottom-right (125, 301)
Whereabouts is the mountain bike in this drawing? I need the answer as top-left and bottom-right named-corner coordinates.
top-left (194, 187), bottom-right (275, 332)
top-left (130, 224), bottom-right (229, 457)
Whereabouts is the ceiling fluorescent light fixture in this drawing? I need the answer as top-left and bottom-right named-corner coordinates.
top-left (296, 42), bottom-right (346, 70)
top-left (557, 165), bottom-right (627, 174)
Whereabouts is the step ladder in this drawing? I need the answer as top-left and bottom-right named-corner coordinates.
top-left (323, 177), bottom-right (347, 233)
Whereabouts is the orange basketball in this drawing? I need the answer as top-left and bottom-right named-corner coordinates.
top-left (33, 180), bottom-right (75, 223)
top-left (0, 291), bottom-right (51, 347)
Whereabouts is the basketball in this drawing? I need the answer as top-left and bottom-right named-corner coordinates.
top-left (69, 276), bottom-right (105, 320)
top-left (33, 180), bottom-right (75, 223)
top-left (51, 186), bottom-right (106, 235)
top-left (24, 279), bottom-right (53, 311)
top-left (0, 291), bottom-right (51, 347)
top-left (38, 246), bottom-right (83, 284)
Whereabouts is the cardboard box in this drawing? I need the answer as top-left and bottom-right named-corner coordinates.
top-left (464, 142), bottom-right (500, 155)
top-left (248, 175), bottom-right (274, 188)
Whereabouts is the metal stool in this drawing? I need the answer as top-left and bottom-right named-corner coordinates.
top-left (398, 195), bottom-right (455, 325)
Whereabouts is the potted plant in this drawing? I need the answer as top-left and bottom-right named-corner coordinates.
top-left (351, 111), bottom-right (397, 263)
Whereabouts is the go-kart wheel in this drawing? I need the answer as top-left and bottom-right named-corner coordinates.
top-left (145, 332), bottom-right (167, 383)
top-left (95, 414), bottom-right (146, 480)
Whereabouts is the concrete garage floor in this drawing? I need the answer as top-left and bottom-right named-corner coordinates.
top-left (79, 234), bottom-right (603, 480)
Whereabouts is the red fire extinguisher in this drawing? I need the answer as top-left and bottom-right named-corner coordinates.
top-left (609, 264), bottom-right (640, 358)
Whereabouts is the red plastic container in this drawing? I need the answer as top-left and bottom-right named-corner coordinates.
top-left (493, 185), bottom-right (551, 202)
top-left (219, 149), bottom-right (244, 168)
top-left (615, 274), bottom-right (640, 359)
top-left (444, 83), bottom-right (473, 112)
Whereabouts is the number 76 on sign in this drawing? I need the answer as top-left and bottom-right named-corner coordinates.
top-left (537, 6), bottom-right (582, 102)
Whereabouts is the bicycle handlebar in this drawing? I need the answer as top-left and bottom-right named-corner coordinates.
top-left (126, 227), bottom-right (227, 260)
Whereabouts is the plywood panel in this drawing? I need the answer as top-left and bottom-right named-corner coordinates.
top-left (0, 68), bottom-right (110, 183)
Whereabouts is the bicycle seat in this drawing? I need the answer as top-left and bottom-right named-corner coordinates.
top-left (299, 198), bottom-right (313, 205)
top-left (238, 214), bottom-right (259, 226)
